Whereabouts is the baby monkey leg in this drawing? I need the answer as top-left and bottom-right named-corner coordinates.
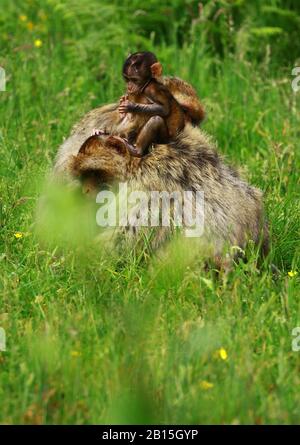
top-left (126, 116), bottom-right (169, 157)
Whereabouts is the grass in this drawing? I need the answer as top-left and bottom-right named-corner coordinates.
top-left (0, 0), bottom-right (300, 424)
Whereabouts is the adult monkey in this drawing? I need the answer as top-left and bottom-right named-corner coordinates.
top-left (51, 52), bottom-right (269, 265)
top-left (52, 92), bottom-right (268, 263)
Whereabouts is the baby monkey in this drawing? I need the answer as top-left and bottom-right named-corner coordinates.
top-left (118, 51), bottom-right (185, 157)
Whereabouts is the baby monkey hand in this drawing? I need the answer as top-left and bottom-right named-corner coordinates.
top-left (119, 98), bottom-right (135, 115)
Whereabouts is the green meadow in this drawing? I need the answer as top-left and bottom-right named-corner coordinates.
top-left (0, 0), bottom-right (299, 424)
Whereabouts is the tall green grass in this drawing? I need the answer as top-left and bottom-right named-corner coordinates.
top-left (0, 0), bottom-right (299, 424)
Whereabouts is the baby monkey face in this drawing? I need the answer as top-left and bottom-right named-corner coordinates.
top-left (122, 52), bottom-right (157, 83)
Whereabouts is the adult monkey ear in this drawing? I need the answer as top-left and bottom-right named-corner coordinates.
top-left (150, 62), bottom-right (163, 78)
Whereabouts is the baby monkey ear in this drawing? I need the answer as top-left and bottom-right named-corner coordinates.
top-left (150, 62), bottom-right (163, 78)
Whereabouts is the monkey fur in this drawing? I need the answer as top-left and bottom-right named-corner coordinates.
top-left (62, 122), bottom-right (269, 261)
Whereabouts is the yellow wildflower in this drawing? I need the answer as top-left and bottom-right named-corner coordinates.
top-left (19, 15), bottom-right (28, 22)
top-left (200, 380), bottom-right (214, 390)
top-left (34, 39), bottom-right (42, 48)
top-left (70, 350), bottom-right (81, 357)
top-left (219, 347), bottom-right (228, 361)
top-left (288, 271), bottom-right (298, 278)
top-left (14, 232), bottom-right (23, 239)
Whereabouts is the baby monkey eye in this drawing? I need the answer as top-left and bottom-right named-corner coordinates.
top-left (133, 60), bottom-right (142, 68)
